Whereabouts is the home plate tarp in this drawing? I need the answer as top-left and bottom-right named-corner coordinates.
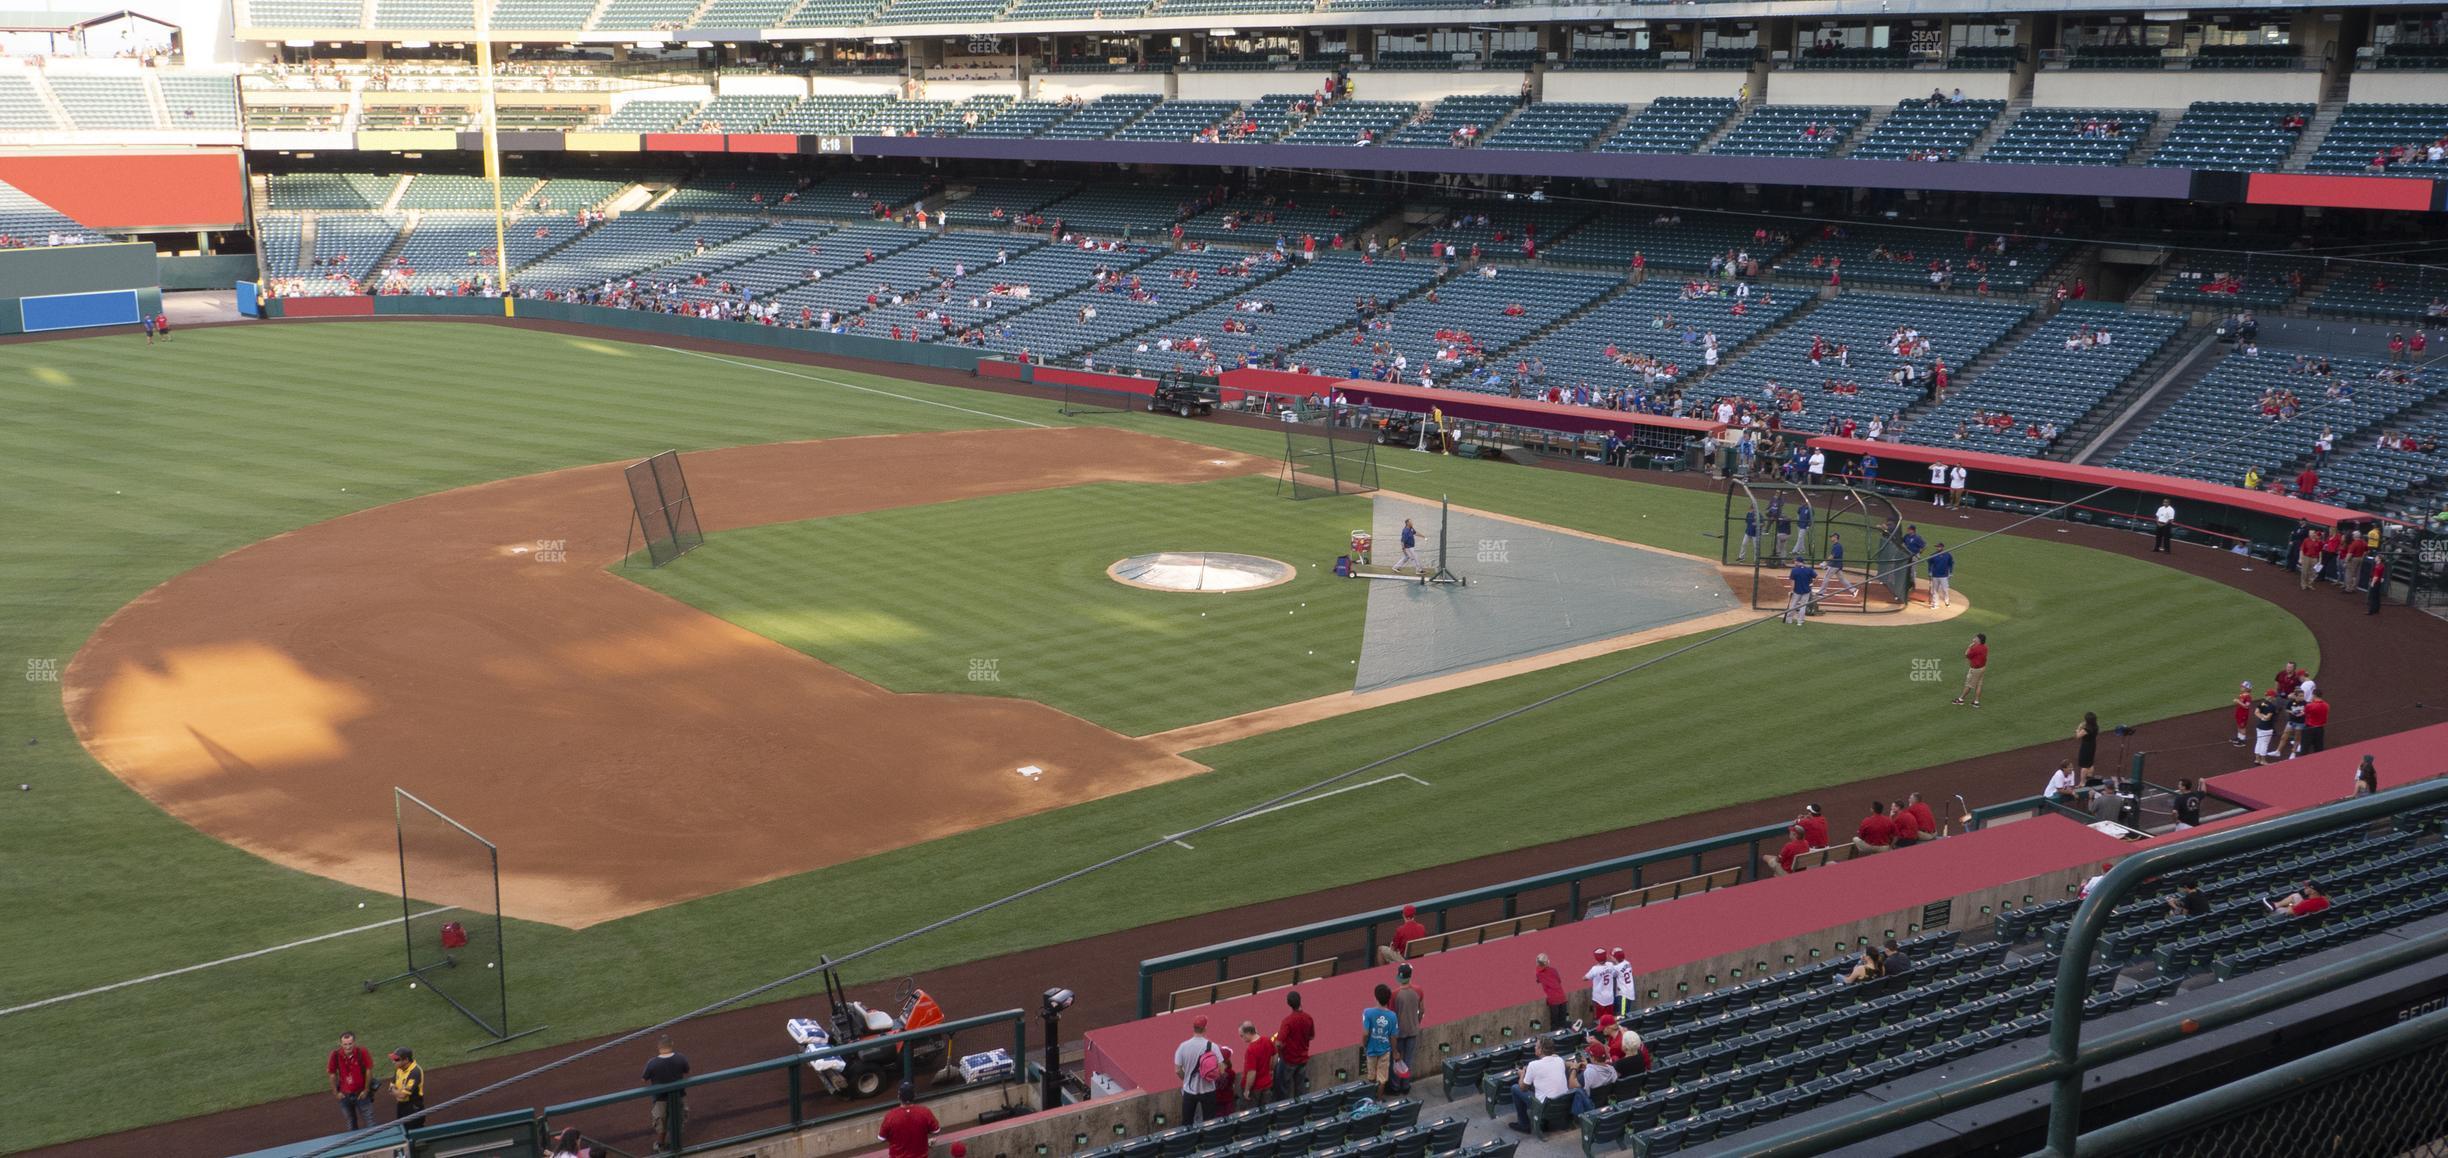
top-left (1353, 496), bottom-right (1733, 693)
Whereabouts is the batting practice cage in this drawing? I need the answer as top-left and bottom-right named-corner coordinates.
top-left (370, 789), bottom-right (543, 1046)
top-left (1721, 480), bottom-right (1911, 614)
top-left (1054, 373), bottom-right (1132, 417)
top-left (1278, 415), bottom-right (1382, 500)
top-left (624, 449), bottom-right (704, 568)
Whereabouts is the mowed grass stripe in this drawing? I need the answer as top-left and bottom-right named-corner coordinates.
top-left (635, 478), bottom-right (1373, 735)
top-left (0, 323), bottom-right (2312, 1152)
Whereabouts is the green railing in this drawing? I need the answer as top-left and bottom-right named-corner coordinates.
top-left (1737, 776), bottom-right (2448, 1158)
top-left (404, 1008), bottom-right (1029, 1158)
top-left (1135, 796), bottom-right (2055, 1016)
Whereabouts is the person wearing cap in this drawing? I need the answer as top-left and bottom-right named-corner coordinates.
top-left (1533, 954), bottom-right (1568, 1028)
top-left (1797, 805), bottom-right (1828, 849)
top-left (1582, 948), bottom-right (1617, 1024)
top-left (388, 1047), bottom-right (426, 1128)
top-left (878, 1080), bottom-right (939, 1158)
top-left (1765, 824), bottom-right (1812, 877)
top-left (1381, 903), bottom-right (1427, 965)
top-left (1609, 949), bottom-right (1636, 1019)
top-left (1174, 1016), bottom-right (1222, 1125)
top-left (1391, 964), bottom-right (1425, 1076)
top-left (2232, 682), bottom-right (2254, 747)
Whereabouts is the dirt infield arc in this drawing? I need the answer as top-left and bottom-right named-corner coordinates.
top-left (63, 427), bottom-right (1266, 927)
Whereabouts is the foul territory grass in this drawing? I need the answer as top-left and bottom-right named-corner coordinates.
top-left (631, 477), bottom-right (1372, 735)
top-left (0, 323), bottom-right (2313, 1152)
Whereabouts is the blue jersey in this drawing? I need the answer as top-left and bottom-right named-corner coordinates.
top-left (1798, 505), bottom-right (1813, 529)
top-left (1829, 539), bottom-right (1845, 564)
top-left (1902, 533), bottom-right (1926, 556)
top-left (1744, 511), bottom-right (1758, 535)
top-left (1361, 1007), bottom-right (1398, 1056)
top-left (1862, 456), bottom-right (1880, 478)
top-left (1927, 551), bottom-right (1955, 579)
top-left (1791, 564), bottom-right (1817, 594)
top-left (1401, 525), bottom-right (1417, 548)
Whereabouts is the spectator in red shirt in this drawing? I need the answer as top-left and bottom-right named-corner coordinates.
top-left (1888, 800), bottom-right (1923, 849)
top-left (2296, 466), bottom-right (2320, 498)
top-left (877, 1081), bottom-right (940, 1158)
top-left (2301, 693), bottom-right (2329, 753)
top-left (1274, 991), bottom-right (1315, 1098)
top-left (2272, 881), bottom-right (2330, 917)
top-left (1852, 802), bottom-right (1897, 854)
top-left (1238, 1022), bottom-right (1276, 1106)
top-left (1765, 824), bottom-right (1812, 876)
top-left (1905, 792), bottom-right (1939, 840)
top-left (1797, 804), bottom-right (1829, 849)
top-left (328, 1031), bottom-right (375, 1130)
top-left (1534, 953), bottom-right (1569, 1028)
top-left (1382, 904), bottom-right (1427, 965)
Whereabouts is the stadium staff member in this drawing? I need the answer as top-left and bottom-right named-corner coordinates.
top-left (642, 1034), bottom-right (691, 1152)
top-left (2152, 498), bottom-right (2177, 552)
top-left (878, 1081), bottom-right (940, 1158)
top-left (1952, 633), bottom-right (1987, 707)
top-left (328, 1031), bottom-right (375, 1131)
top-left (388, 1047), bottom-right (427, 1128)
top-left (1764, 823), bottom-right (1813, 876)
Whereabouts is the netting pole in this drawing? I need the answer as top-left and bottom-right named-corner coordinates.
top-left (1426, 494), bottom-right (1461, 586)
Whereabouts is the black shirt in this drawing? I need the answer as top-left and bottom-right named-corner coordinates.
top-left (643, 1053), bottom-right (691, 1100)
top-left (2175, 890), bottom-right (2209, 916)
top-left (2253, 700), bottom-right (2278, 729)
top-left (2174, 791), bottom-right (2203, 827)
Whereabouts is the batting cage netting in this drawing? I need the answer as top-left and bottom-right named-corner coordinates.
top-left (1279, 415), bottom-right (1382, 500)
top-left (389, 788), bottom-right (518, 1041)
top-left (1055, 373), bottom-right (1131, 417)
top-left (1721, 480), bottom-right (1911, 614)
top-left (624, 449), bottom-right (703, 567)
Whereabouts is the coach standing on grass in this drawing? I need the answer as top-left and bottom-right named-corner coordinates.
top-left (1952, 633), bottom-right (1987, 707)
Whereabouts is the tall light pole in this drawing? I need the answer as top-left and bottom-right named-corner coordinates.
top-left (474, 1), bottom-right (513, 314)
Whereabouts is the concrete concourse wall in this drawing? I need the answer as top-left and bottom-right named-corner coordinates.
top-left (1765, 69), bottom-right (2015, 105)
top-left (2033, 68), bottom-right (2322, 108)
top-left (1543, 70), bottom-right (1747, 104)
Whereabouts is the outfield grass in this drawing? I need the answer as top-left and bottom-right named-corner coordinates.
top-left (631, 477), bottom-right (1372, 735)
top-left (0, 323), bottom-right (2315, 1152)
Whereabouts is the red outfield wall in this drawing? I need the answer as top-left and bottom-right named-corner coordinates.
top-left (0, 150), bottom-right (249, 230)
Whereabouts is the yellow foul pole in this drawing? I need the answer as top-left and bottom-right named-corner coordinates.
top-left (476, 14), bottom-right (514, 316)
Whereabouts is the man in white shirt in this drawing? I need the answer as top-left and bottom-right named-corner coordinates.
top-left (1582, 949), bottom-right (1615, 1023)
top-left (2045, 761), bottom-right (2082, 804)
top-left (1928, 460), bottom-right (1949, 507)
top-left (1610, 948), bottom-right (1636, 1019)
top-left (1948, 464), bottom-right (1969, 507)
top-left (1172, 1017), bottom-right (1221, 1125)
top-left (1508, 1038), bottom-right (1571, 1134)
top-left (1807, 448), bottom-right (1826, 482)
top-left (2152, 499), bottom-right (2176, 552)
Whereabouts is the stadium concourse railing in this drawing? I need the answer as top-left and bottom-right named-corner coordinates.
top-left (393, 1009), bottom-right (1030, 1158)
top-left (1741, 775), bottom-right (2448, 1158)
top-left (1134, 796), bottom-right (2058, 1017)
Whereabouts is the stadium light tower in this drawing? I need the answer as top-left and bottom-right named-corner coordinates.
top-left (474, 2), bottom-right (513, 312)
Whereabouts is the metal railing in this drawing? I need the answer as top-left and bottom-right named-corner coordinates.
top-left (1737, 776), bottom-right (2448, 1158)
top-left (405, 1008), bottom-right (1029, 1157)
top-left (1136, 796), bottom-right (2054, 1016)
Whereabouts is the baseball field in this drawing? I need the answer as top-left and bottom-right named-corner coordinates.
top-left (0, 320), bottom-right (2314, 1152)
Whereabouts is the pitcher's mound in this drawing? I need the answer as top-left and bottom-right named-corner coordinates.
top-left (1109, 552), bottom-right (1298, 593)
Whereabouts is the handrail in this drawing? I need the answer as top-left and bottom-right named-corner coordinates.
top-left (1735, 777), bottom-right (2448, 1158)
top-left (1135, 793), bottom-right (2060, 1015)
top-left (415, 1008), bottom-right (1029, 1156)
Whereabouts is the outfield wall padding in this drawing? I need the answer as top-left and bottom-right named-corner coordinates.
top-left (159, 254), bottom-right (261, 292)
top-left (324, 295), bottom-right (989, 373)
top-left (20, 288), bottom-right (142, 332)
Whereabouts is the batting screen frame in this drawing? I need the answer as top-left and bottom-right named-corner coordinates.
top-left (623, 449), bottom-right (704, 567)
top-left (393, 787), bottom-right (514, 1040)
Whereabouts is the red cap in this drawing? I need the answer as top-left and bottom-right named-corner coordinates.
top-left (1597, 1012), bottom-right (1616, 1027)
top-left (1402, 903), bottom-right (1417, 918)
top-left (1593, 948), bottom-right (1607, 960)
top-left (1192, 1015), bottom-right (1208, 1032)
top-left (952, 1146), bottom-right (968, 1158)
top-left (1611, 948), bottom-right (1626, 960)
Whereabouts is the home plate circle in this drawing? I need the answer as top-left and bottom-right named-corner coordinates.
top-left (1108, 552), bottom-right (1296, 593)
